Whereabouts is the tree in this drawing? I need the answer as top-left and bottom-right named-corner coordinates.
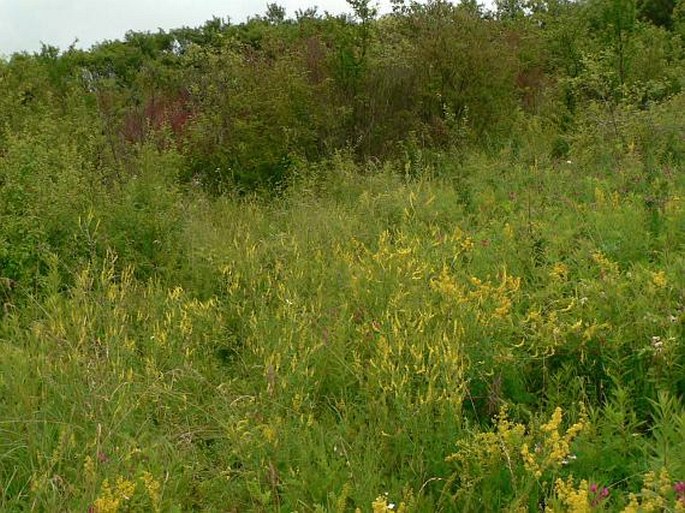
top-left (637, 0), bottom-right (676, 27)
top-left (265, 3), bottom-right (287, 25)
top-left (675, 0), bottom-right (685, 34)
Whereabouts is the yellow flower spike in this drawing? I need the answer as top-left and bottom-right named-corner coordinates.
top-left (676, 499), bottom-right (685, 513)
top-left (643, 470), bottom-right (657, 491)
top-left (566, 420), bottom-right (585, 440)
top-left (542, 408), bottom-right (563, 433)
top-left (168, 286), bottom-right (184, 301)
top-left (141, 471), bottom-right (161, 512)
top-left (115, 476), bottom-right (136, 500)
top-left (335, 483), bottom-right (352, 513)
top-left (658, 467), bottom-right (671, 496)
top-left (93, 478), bottom-right (124, 513)
top-left (591, 250), bottom-right (619, 277)
top-left (554, 477), bottom-right (592, 513)
top-left (83, 455), bottom-right (96, 482)
top-left (372, 495), bottom-right (389, 513)
top-left (611, 191), bottom-right (621, 207)
top-left (621, 493), bottom-right (640, 513)
top-left (494, 297), bottom-right (512, 318)
top-left (550, 262), bottom-right (569, 281)
top-left (521, 443), bottom-right (540, 477)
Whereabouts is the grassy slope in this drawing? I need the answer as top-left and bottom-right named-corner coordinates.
top-left (1, 120), bottom-right (684, 511)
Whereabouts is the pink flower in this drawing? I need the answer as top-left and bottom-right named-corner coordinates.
top-left (675, 481), bottom-right (685, 499)
top-left (590, 483), bottom-right (610, 507)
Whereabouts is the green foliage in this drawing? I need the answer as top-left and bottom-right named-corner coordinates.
top-left (638, 0), bottom-right (677, 27)
top-left (1, 2), bottom-right (685, 511)
top-left (2, 137), bottom-right (683, 509)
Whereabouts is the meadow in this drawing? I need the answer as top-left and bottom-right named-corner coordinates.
top-left (2, 116), bottom-right (684, 511)
top-left (2, 1), bottom-right (685, 510)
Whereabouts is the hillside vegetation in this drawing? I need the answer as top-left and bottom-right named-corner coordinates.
top-left (1, 0), bottom-right (684, 511)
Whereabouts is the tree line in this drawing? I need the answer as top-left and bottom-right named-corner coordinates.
top-left (1, 0), bottom-right (684, 192)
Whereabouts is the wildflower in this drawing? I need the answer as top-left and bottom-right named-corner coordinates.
top-left (521, 443), bottom-right (542, 478)
top-left (555, 477), bottom-right (592, 513)
top-left (591, 251), bottom-right (618, 277)
top-left (542, 407), bottom-right (563, 433)
top-left (589, 483), bottom-right (610, 507)
top-left (141, 471), bottom-right (161, 512)
top-left (674, 480), bottom-right (685, 509)
top-left (93, 477), bottom-right (137, 513)
top-left (550, 262), bottom-right (569, 281)
top-left (561, 454), bottom-right (577, 466)
top-left (372, 493), bottom-right (393, 513)
top-left (84, 455), bottom-right (96, 481)
top-left (460, 237), bottom-right (474, 252)
top-left (675, 481), bottom-right (685, 497)
top-left (651, 271), bottom-right (667, 288)
top-left (651, 336), bottom-right (663, 352)
top-left (115, 476), bottom-right (136, 500)
top-left (621, 494), bottom-right (640, 513)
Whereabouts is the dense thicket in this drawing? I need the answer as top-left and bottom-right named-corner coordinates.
top-left (1, 0), bottom-right (684, 511)
top-left (2, 0), bottom-right (684, 190)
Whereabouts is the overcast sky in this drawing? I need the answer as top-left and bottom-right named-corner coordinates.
top-left (0, 0), bottom-right (395, 57)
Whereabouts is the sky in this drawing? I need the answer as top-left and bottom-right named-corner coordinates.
top-left (0, 0), bottom-right (395, 57)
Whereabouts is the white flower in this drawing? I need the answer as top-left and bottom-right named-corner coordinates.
top-left (651, 336), bottom-right (663, 351)
top-left (561, 454), bottom-right (577, 466)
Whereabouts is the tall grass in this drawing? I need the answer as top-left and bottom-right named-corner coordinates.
top-left (1, 105), bottom-right (684, 511)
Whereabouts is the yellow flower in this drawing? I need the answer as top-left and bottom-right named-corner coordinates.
top-left (542, 407), bottom-right (563, 433)
top-left (621, 493), bottom-right (640, 513)
top-left (651, 270), bottom-right (667, 288)
top-left (550, 262), bottom-right (569, 281)
top-left (93, 476), bottom-right (137, 513)
top-left (93, 479), bottom-right (120, 513)
top-left (460, 237), bottom-right (474, 252)
top-left (554, 477), bottom-right (592, 513)
top-left (658, 467), bottom-right (672, 496)
top-left (115, 476), bottom-right (136, 500)
top-left (141, 471), bottom-right (161, 512)
top-left (372, 494), bottom-right (391, 513)
top-left (521, 443), bottom-right (541, 478)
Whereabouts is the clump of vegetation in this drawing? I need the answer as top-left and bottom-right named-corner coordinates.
top-left (1, 0), bottom-right (684, 511)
